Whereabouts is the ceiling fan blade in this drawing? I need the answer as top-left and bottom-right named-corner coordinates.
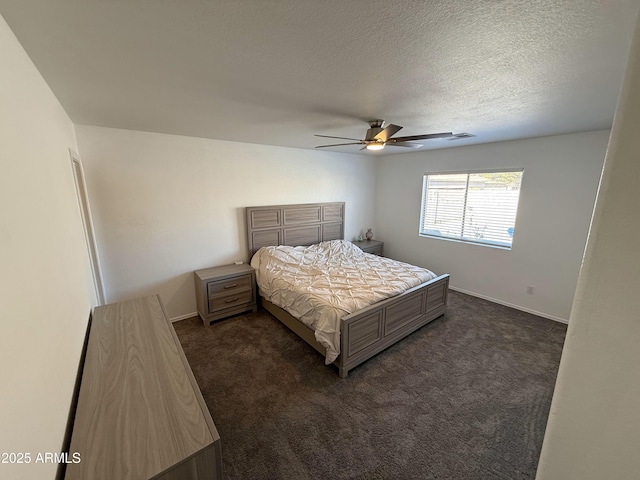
top-left (388, 132), bottom-right (454, 142)
top-left (315, 134), bottom-right (363, 141)
top-left (373, 124), bottom-right (403, 142)
top-left (315, 142), bottom-right (365, 148)
top-left (386, 142), bottom-right (423, 148)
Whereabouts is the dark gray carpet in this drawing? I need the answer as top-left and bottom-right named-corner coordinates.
top-left (173, 290), bottom-right (566, 480)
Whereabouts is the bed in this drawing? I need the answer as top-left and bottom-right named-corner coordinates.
top-left (246, 202), bottom-right (449, 377)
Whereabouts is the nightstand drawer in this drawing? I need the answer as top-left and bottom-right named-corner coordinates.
top-left (208, 290), bottom-right (254, 313)
top-left (354, 240), bottom-right (384, 256)
top-left (207, 274), bottom-right (252, 297)
top-left (363, 245), bottom-right (383, 256)
top-left (195, 263), bottom-right (257, 326)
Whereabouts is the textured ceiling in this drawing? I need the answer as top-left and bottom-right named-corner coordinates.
top-left (1, 1), bottom-right (638, 155)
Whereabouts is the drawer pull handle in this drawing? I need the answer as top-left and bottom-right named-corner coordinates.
top-left (225, 297), bottom-right (239, 303)
top-left (224, 284), bottom-right (238, 289)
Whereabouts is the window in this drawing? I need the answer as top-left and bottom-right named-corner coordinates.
top-left (419, 169), bottom-right (523, 249)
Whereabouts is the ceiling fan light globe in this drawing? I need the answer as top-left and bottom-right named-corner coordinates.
top-left (366, 143), bottom-right (384, 151)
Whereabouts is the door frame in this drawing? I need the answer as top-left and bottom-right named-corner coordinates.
top-left (70, 149), bottom-right (106, 305)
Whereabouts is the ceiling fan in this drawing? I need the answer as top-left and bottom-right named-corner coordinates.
top-left (315, 120), bottom-right (454, 151)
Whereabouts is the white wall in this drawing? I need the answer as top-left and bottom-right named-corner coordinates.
top-left (75, 126), bottom-right (377, 319)
top-left (0, 14), bottom-right (95, 480)
top-left (536, 10), bottom-right (640, 479)
top-left (375, 131), bottom-right (609, 321)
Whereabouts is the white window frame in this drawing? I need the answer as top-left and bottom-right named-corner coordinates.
top-left (418, 168), bottom-right (524, 250)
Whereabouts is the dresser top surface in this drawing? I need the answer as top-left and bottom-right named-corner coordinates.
top-left (66, 294), bottom-right (217, 479)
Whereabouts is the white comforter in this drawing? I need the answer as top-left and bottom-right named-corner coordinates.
top-left (250, 240), bottom-right (436, 364)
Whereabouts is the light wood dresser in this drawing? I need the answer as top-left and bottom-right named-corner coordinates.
top-left (195, 263), bottom-right (257, 326)
top-left (65, 295), bottom-right (222, 480)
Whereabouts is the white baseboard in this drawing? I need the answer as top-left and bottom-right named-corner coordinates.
top-left (170, 293), bottom-right (569, 325)
top-left (448, 286), bottom-right (569, 324)
top-left (170, 311), bottom-right (198, 323)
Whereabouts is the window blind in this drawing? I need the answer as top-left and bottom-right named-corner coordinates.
top-left (419, 170), bottom-right (523, 249)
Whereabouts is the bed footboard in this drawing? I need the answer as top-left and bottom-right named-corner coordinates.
top-left (336, 274), bottom-right (449, 377)
top-left (260, 274), bottom-right (449, 378)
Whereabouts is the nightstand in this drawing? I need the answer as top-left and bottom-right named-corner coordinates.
top-left (194, 263), bottom-right (257, 326)
top-left (354, 239), bottom-right (384, 256)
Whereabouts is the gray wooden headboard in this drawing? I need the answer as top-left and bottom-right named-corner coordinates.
top-left (246, 202), bottom-right (345, 258)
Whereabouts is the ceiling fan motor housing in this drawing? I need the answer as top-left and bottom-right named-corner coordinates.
top-left (366, 119), bottom-right (385, 141)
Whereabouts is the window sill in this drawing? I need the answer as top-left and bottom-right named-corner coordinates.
top-left (418, 233), bottom-right (512, 251)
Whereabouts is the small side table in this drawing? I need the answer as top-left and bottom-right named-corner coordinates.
top-left (354, 239), bottom-right (384, 256)
top-left (194, 263), bottom-right (257, 326)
